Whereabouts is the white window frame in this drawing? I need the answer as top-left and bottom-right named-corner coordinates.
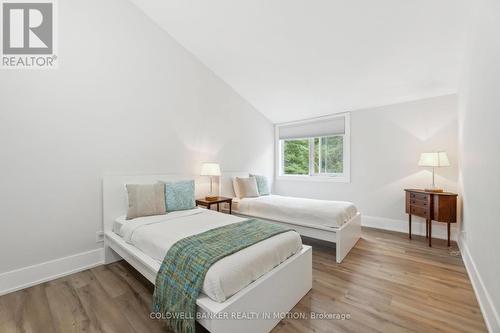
top-left (275, 112), bottom-right (351, 183)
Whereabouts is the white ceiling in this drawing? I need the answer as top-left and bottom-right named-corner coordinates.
top-left (130, 0), bottom-right (465, 123)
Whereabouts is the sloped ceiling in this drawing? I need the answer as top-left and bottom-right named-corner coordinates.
top-left (130, 0), bottom-right (465, 123)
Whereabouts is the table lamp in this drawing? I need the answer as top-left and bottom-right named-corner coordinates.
top-left (418, 152), bottom-right (450, 192)
top-left (200, 163), bottom-right (221, 200)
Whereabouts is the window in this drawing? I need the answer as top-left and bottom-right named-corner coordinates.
top-left (314, 135), bottom-right (344, 174)
top-left (276, 113), bottom-right (350, 182)
top-left (283, 139), bottom-right (309, 175)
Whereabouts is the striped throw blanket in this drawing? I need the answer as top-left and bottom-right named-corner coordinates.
top-left (152, 219), bottom-right (292, 333)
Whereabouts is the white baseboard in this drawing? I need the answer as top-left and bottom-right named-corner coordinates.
top-left (362, 215), bottom-right (458, 241)
top-left (458, 235), bottom-right (500, 333)
top-left (0, 248), bottom-right (104, 296)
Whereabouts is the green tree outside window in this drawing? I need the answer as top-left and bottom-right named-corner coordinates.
top-left (283, 139), bottom-right (309, 175)
top-left (283, 136), bottom-right (343, 175)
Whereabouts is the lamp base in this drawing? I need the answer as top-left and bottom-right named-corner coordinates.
top-left (205, 195), bottom-right (219, 201)
top-left (425, 188), bottom-right (444, 193)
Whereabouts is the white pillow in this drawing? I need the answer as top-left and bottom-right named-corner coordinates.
top-left (232, 178), bottom-right (242, 198)
top-left (234, 177), bottom-right (259, 198)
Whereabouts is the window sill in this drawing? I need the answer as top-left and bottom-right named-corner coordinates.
top-left (276, 175), bottom-right (350, 183)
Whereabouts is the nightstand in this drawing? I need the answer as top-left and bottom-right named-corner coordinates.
top-left (196, 197), bottom-right (232, 214)
top-left (405, 189), bottom-right (458, 247)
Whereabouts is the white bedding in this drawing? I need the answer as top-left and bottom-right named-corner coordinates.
top-left (113, 217), bottom-right (125, 234)
top-left (115, 208), bottom-right (302, 303)
top-left (233, 194), bottom-right (358, 228)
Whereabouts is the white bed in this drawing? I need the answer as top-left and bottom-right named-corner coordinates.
top-left (113, 208), bottom-right (303, 302)
top-left (221, 172), bottom-right (362, 263)
top-left (103, 174), bottom-right (312, 333)
top-left (233, 195), bottom-right (358, 228)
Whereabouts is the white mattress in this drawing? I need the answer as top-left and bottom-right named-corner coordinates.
top-left (233, 194), bottom-right (358, 228)
top-left (113, 217), bottom-right (125, 234)
top-left (114, 208), bottom-right (302, 303)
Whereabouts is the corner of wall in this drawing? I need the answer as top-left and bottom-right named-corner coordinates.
top-left (458, 234), bottom-right (500, 333)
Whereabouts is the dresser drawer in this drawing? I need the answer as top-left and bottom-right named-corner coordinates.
top-left (409, 192), bottom-right (428, 201)
top-left (410, 205), bottom-right (429, 218)
top-left (409, 198), bottom-right (429, 208)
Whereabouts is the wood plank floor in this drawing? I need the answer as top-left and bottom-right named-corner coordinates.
top-left (0, 228), bottom-right (487, 333)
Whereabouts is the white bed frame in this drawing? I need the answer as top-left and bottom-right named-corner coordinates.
top-left (221, 172), bottom-right (361, 263)
top-left (102, 174), bottom-right (312, 333)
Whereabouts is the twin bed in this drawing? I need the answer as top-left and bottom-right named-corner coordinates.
top-left (221, 172), bottom-right (361, 264)
top-left (102, 173), bottom-right (361, 333)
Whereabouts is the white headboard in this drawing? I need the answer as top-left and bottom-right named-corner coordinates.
top-left (102, 174), bottom-right (206, 233)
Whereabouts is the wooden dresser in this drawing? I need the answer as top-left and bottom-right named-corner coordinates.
top-left (404, 189), bottom-right (458, 247)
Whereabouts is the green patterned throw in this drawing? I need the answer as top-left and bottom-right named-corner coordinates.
top-left (153, 219), bottom-right (292, 333)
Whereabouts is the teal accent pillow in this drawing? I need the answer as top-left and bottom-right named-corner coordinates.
top-left (164, 180), bottom-right (196, 212)
top-left (250, 174), bottom-right (270, 196)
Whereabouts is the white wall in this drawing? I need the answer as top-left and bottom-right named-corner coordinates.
top-left (458, 0), bottom-right (500, 331)
top-left (0, 0), bottom-right (273, 276)
top-left (275, 95), bottom-right (459, 239)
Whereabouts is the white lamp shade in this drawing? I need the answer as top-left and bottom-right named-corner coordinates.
top-left (200, 163), bottom-right (221, 176)
top-left (418, 152), bottom-right (450, 167)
